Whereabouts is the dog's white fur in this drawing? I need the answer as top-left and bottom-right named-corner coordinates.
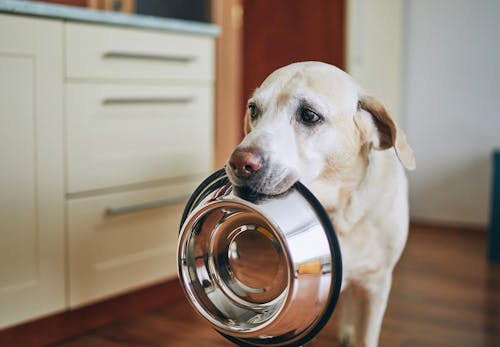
top-left (226, 62), bottom-right (415, 347)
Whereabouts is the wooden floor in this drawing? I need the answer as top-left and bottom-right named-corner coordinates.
top-left (54, 225), bottom-right (500, 347)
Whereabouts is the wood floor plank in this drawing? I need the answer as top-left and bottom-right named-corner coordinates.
top-left (54, 225), bottom-right (500, 347)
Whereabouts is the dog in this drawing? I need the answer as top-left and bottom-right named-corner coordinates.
top-left (225, 62), bottom-right (415, 347)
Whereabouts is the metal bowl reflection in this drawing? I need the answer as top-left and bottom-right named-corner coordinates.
top-left (177, 169), bottom-right (342, 347)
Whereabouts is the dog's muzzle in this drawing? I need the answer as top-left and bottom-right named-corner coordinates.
top-left (226, 147), bottom-right (298, 196)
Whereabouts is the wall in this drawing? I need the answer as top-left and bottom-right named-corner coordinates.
top-left (404, 0), bottom-right (500, 226)
top-left (347, 0), bottom-right (500, 227)
top-left (346, 0), bottom-right (404, 122)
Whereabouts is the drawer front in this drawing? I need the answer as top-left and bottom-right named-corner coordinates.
top-left (65, 23), bottom-right (214, 81)
top-left (67, 182), bottom-right (194, 307)
top-left (66, 82), bottom-right (213, 193)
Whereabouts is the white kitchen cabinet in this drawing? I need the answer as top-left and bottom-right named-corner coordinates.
top-left (67, 182), bottom-right (196, 307)
top-left (65, 22), bottom-right (214, 81)
top-left (65, 83), bottom-right (213, 193)
top-left (64, 21), bottom-right (214, 307)
top-left (0, 10), bottom-right (215, 328)
top-left (0, 14), bottom-right (65, 328)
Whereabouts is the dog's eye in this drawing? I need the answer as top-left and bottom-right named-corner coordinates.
top-left (299, 107), bottom-right (322, 125)
top-left (248, 103), bottom-right (259, 120)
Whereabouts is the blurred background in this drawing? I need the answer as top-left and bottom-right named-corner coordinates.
top-left (17, 0), bottom-right (500, 226)
top-left (0, 0), bottom-right (500, 347)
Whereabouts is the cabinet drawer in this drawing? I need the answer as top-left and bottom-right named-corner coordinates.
top-left (66, 82), bottom-right (213, 193)
top-left (65, 23), bottom-right (214, 81)
top-left (67, 182), bottom-right (194, 307)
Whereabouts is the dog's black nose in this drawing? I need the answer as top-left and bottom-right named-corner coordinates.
top-left (229, 148), bottom-right (263, 179)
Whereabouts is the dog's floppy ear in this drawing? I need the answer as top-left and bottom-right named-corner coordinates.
top-left (355, 95), bottom-right (416, 170)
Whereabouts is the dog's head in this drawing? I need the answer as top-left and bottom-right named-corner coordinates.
top-left (226, 62), bottom-right (415, 196)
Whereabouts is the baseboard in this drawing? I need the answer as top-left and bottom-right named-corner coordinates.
top-left (0, 279), bottom-right (183, 347)
top-left (410, 219), bottom-right (488, 234)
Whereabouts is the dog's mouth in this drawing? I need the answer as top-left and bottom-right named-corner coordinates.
top-left (224, 164), bottom-right (298, 199)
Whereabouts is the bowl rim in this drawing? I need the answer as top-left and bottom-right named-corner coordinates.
top-left (178, 168), bottom-right (343, 347)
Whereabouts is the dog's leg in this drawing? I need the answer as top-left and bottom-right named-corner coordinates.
top-left (338, 285), bottom-right (362, 347)
top-left (359, 274), bottom-right (392, 347)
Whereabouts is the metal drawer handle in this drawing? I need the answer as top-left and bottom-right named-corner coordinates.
top-left (102, 96), bottom-right (194, 105)
top-left (105, 194), bottom-right (190, 216)
top-left (103, 51), bottom-right (196, 63)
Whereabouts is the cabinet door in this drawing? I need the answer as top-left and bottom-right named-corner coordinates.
top-left (65, 22), bottom-right (214, 82)
top-left (67, 182), bottom-right (195, 307)
top-left (0, 15), bottom-right (64, 328)
top-left (65, 83), bottom-right (214, 193)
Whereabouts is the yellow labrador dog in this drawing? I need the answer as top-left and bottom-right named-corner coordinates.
top-left (226, 62), bottom-right (415, 347)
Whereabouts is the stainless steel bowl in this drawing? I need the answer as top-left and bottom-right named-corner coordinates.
top-left (177, 169), bottom-right (342, 346)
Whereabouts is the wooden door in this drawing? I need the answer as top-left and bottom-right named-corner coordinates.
top-left (243, 0), bottom-right (345, 106)
top-left (211, 0), bottom-right (345, 166)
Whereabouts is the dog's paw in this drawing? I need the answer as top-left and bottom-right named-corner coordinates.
top-left (339, 324), bottom-right (356, 347)
top-left (340, 337), bottom-right (356, 347)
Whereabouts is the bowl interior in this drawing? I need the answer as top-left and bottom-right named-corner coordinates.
top-left (179, 201), bottom-right (291, 333)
